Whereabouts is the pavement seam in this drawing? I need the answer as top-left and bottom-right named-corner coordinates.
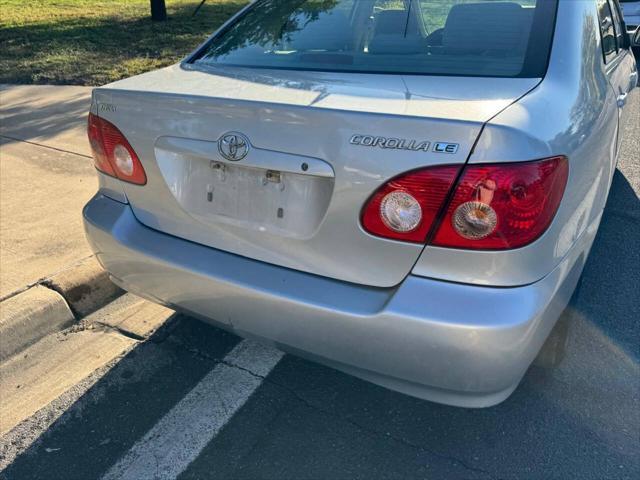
top-left (0, 356), bottom-right (125, 470)
top-left (0, 254), bottom-right (96, 303)
top-left (283, 393), bottom-right (499, 480)
top-left (65, 304), bottom-right (180, 344)
top-left (171, 337), bottom-right (500, 480)
top-left (0, 310), bottom-right (178, 468)
top-left (164, 334), bottom-right (239, 364)
top-left (0, 256), bottom-right (125, 363)
top-left (101, 339), bottom-right (283, 480)
top-left (91, 322), bottom-right (146, 342)
top-left (0, 134), bottom-right (92, 159)
top-left (267, 377), bottom-right (500, 480)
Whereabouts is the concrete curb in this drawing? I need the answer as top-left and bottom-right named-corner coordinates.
top-left (43, 256), bottom-right (123, 318)
top-left (0, 256), bottom-right (123, 362)
top-left (0, 286), bottom-right (74, 362)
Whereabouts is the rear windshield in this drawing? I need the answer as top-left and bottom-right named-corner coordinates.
top-left (190, 0), bottom-right (558, 78)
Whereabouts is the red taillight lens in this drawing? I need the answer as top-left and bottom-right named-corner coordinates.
top-left (432, 156), bottom-right (568, 249)
top-left (87, 113), bottom-right (116, 177)
top-left (361, 166), bottom-right (461, 243)
top-left (87, 113), bottom-right (146, 185)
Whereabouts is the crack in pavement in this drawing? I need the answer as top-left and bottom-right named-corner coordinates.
top-left (0, 134), bottom-right (92, 159)
top-left (0, 254), bottom-right (97, 303)
top-left (172, 338), bottom-right (500, 480)
top-left (265, 377), bottom-right (500, 480)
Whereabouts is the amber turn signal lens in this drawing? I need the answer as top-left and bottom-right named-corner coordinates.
top-left (432, 156), bottom-right (568, 249)
top-left (452, 201), bottom-right (498, 240)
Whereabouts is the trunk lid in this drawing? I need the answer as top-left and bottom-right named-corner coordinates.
top-left (94, 64), bottom-right (538, 287)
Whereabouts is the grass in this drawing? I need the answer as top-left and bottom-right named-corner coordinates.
top-left (0, 0), bottom-right (247, 86)
top-left (0, 0), bottom-right (540, 86)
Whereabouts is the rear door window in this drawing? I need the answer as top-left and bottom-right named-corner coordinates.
top-left (597, 0), bottom-right (618, 62)
top-left (191, 0), bottom-right (558, 78)
top-left (608, 0), bottom-right (626, 51)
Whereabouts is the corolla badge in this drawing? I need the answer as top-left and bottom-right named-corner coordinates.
top-left (349, 134), bottom-right (459, 154)
top-left (350, 134), bottom-right (430, 152)
top-left (218, 132), bottom-right (250, 161)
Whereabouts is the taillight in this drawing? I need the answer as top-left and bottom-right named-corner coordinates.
top-left (87, 113), bottom-right (116, 177)
top-left (360, 156), bottom-right (568, 249)
top-left (361, 166), bottom-right (462, 243)
top-left (432, 156), bottom-right (568, 249)
top-left (87, 113), bottom-right (146, 185)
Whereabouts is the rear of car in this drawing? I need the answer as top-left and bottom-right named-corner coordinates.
top-left (83, 0), bottom-right (634, 406)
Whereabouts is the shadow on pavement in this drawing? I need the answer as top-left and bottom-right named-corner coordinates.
top-left (1, 168), bottom-right (638, 480)
top-left (0, 92), bottom-right (89, 149)
top-left (0, 316), bottom-right (241, 480)
top-left (577, 169), bottom-right (639, 359)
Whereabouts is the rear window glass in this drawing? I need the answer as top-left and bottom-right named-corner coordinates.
top-left (191, 0), bottom-right (557, 78)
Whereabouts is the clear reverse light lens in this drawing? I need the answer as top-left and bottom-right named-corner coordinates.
top-left (453, 201), bottom-right (497, 239)
top-left (380, 191), bottom-right (422, 233)
top-left (432, 157), bottom-right (568, 249)
top-left (113, 144), bottom-right (134, 176)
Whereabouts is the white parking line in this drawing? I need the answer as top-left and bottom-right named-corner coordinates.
top-left (102, 340), bottom-right (284, 480)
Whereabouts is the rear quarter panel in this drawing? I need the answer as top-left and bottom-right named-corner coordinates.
top-left (414, 0), bottom-right (629, 286)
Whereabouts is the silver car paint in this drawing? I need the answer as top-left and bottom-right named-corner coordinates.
top-left (92, 71), bottom-right (539, 288)
top-left (83, 0), bottom-right (637, 406)
top-left (83, 192), bottom-right (593, 407)
top-left (414, 0), bottom-right (639, 286)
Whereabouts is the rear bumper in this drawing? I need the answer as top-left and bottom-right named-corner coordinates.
top-left (83, 194), bottom-right (589, 407)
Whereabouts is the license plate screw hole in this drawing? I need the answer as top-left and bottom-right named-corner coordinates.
top-left (265, 170), bottom-right (281, 183)
top-left (210, 162), bottom-right (226, 181)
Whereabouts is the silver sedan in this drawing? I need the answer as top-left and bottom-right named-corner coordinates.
top-left (83, 0), bottom-right (639, 407)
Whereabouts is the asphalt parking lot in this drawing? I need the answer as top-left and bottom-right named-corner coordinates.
top-left (1, 97), bottom-right (639, 480)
